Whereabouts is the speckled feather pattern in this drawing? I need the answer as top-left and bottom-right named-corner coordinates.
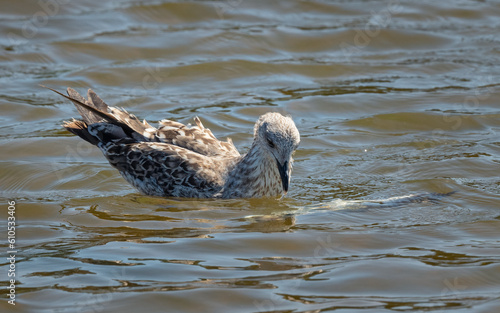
top-left (59, 87), bottom-right (300, 198)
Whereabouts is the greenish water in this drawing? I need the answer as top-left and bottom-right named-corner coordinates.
top-left (1, 0), bottom-right (500, 312)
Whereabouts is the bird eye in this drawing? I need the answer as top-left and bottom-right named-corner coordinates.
top-left (267, 138), bottom-right (275, 148)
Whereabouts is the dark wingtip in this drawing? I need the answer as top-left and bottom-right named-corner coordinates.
top-left (40, 84), bottom-right (61, 94)
top-left (42, 85), bottom-right (117, 124)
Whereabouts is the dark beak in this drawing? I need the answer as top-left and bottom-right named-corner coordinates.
top-left (276, 160), bottom-right (290, 194)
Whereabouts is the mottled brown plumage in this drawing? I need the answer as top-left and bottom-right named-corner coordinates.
top-left (46, 86), bottom-right (300, 198)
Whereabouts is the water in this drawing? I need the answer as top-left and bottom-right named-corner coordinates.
top-left (1, 0), bottom-right (500, 312)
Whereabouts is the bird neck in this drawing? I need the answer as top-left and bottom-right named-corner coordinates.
top-left (222, 142), bottom-right (282, 198)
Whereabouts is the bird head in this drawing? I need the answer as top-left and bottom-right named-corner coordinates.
top-left (254, 112), bottom-right (300, 194)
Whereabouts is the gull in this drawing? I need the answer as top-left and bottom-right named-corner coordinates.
top-left (44, 86), bottom-right (300, 198)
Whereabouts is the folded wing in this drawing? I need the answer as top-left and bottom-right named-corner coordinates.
top-left (103, 141), bottom-right (228, 198)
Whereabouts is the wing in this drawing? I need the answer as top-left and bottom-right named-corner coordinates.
top-left (45, 86), bottom-right (239, 157)
top-left (102, 140), bottom-right (234, 198)
top-left (146, 117), bottom-right (240, 158)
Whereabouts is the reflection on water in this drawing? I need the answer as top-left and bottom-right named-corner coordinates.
top-left (1, 0), bottom-right (500, 312)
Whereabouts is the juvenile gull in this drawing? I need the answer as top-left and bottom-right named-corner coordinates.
top-left (46, 86), bottom-right (300, 199)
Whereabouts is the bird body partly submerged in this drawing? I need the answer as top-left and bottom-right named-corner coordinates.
top-left (49, 87), bottom-right (300, 199)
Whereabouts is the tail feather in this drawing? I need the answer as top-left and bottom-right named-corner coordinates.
top-left (42, 85), bottom-right (116, 124)
top-left (43, 85), bottom-right (155, 145)
top-left (62, 119), bottom-right (99, 145)
top-left (87, 89), bottom-right (108, 112)
top-left (66, 88), bottom-right (102, 124)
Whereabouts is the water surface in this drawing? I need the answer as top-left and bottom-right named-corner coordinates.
top-left (1, 0), bottom-right (500, 312)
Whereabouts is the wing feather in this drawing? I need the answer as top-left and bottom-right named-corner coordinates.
top-left (103, 141), bottom-right (233, 198)
top-left (45, 85), bottom-right (240, 157)
top-left (154, 117), bottom-right (240, 157)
